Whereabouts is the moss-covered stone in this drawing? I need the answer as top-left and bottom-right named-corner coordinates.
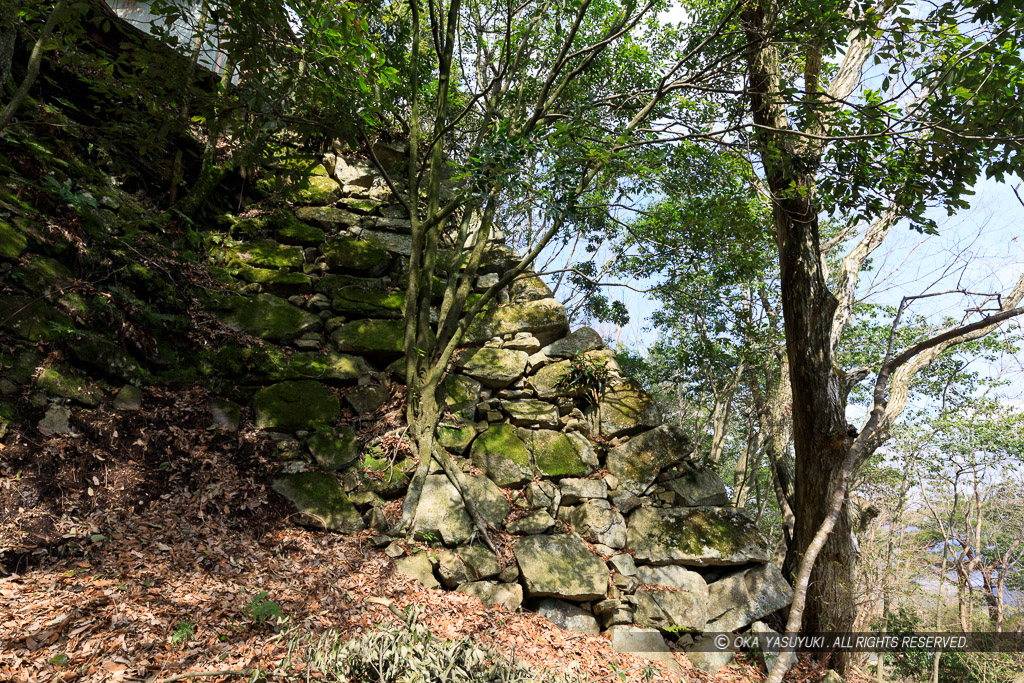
top-left (437, 424), bottom-right (476, 453)
top-left (331, 286), bottom-right (406, 318)
top-left (228, 264), bottom-right (311, 288)
top-left (470, 424), bottom-right (532, 488)
top-left (443, 374), bottom-right (481, 421)
top-left (253, 380), bottom-right (341, 431)
top-left (321, 236), bottom-right (391, 275)
top-left (0, 219), bottom-right (28, 259)
top-left (14, 256), bottom-right (72, 295)
top-left (35, 366), bottom-right (103, 405)
top-left (346, 385), bottom-right (390, 414)
top-left (308, 427), bottom-right (359, 471)
top-left (626, 506), bottom-right (771, 566)
top-left (213, 293), bottom-right (322, 341)
top-left (274, 218), bottom-right (325, 246)
top-left (68, 336), bottom-right (146, 384)
top-left (599, 378), bottom-right (661, 438)
top-left (605, 424), bottom-right (688, 495)
top-left (456, 347), bottom-right (528, 388)
top-left (465, 297), bottom-right (569, 345)
top-left (283, 350), bottom-right (372, 382)
top-left (314, 273), bottom-right (385, 298)
top-left (501, 399), bottom-right (560, 429)
top-left (331, 319), bottom-right (409, 356)
top-left (3, 348), bottom-right (42, 384)
top-left (220, 239), bottom-right (303, 269)
top-left (523, 429), bottom-right (594, 479)
top-left (528, 360), bottom-right (583, 399)
top-left (513, 534), bottom-right (609, 601)
top-left (293, 206), bottom-right (361, 231)
top-left (272, 472), bottom-right (365, 532)
top-left (291, 173), bottom-right (341, 205)
top-left (0, 296), bottom-right (74, 342)
top-left (412, 474), bottom-right (510, 545)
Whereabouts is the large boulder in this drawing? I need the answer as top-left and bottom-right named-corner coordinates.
top-left (599, 378), bottom-right (661, 437)
top-left (569, 500), bottom-right (627, 549)
top-left (537, 599), bottom-right (601, 634)
top-left (501, 399), bottom-right (559, 429)
top-left (331, 286), bottom-right (406, 318)
top-left (321, 235), bottom-right (392, 275)
top-left (412, 474), bottom-right (510, 545)
top-left (634, 587), bottom-right (708, 633)
top-left (470, 424), bottom-right (532, 488)
top-left (272, 473), bottom-right (364, 532)
top-left (626, 507), bottom-right (771, 566)
top-left (308, 427), bottom-right (359, 471)
top-left (465, 298), bottom-right (570, 345)
top-left (513, 534), bottom-right (609, 601)
top-left (528, 360), bottom-right (582, 399)
top-left (68, 336), bottom-right (146, 385)
top-left (542, 327), bottom-right (604, 359)
top-left (606, 425), bottom-right (690, 495)
top-left (215, 293), bottom-right (321, 341)
top-left (457, 347), bottom-right (528, 388)
top-left (283, 351), bottom-right (372, 382)
top-left (704, 563), bottom-right (794, 632)
top-left (665, 468), bottom-right (730, 506)
top-left (222, 239), bottom-right (303, 269)
top-left (394, 553), bottom-right (440, 589)
top-left (293, 206), bottom-right (360, 231)
top-left (521, 429), bottom-right (596, 479)
top-left (331, 319), bottom-right (408, 356)
top-left (0, 297), bottom-right (73, 342)
top-left (253, 380), bottom-right (341, 431)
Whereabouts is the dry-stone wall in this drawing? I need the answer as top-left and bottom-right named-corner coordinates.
top-left (209, 151), bottom-right (792, 657)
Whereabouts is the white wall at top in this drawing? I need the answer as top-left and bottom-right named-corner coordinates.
top-left (105, 0), bottom-right (229, 76)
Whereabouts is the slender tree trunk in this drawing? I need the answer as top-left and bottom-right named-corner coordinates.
top-left (0, 0), bottom-right (20, 91)
top-left (0, 0), bottom-right (67, 135)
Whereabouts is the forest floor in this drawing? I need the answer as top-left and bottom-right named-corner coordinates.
top-left (0, 384), bottom-right (861, 683)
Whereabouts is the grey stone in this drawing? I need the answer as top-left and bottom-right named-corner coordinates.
top-left (503, 333), bottom-right (541, 354)
top-left (627, 506), bottom-right (770, 566)
top-left (666, 468), bottom-right (730, 506)
top-left (345, 384), bottom-right (390, 414)
top-left (537, 599), bottom-right (600, 635)
top-left (636, 565), bottom-right (707, 592)
top-left (384, 542), bottom-right (405, 559)
top-left (394, 553), bottom-right (440, 589)
top-left (749, 621), bottom-right (785, 675)
top-left (443, 374), bottom-right (482, 421)
top-left (525, 480), bottom-right (557, 510)
top-left (687, 648), bottom-right (735, 675)
top-left (507, 510), bottom-right (555, 535)
top-left (502, 399), bottom-right (560, 429)
top-left (457, 347), bottom-right (529, 388)
top-left (361, 229), bottom-right (413, 256)
top-left (412, 474), bottom-right (510, 545)
top-left (458, 581), bottom-right (523, 611)
top-left (308, 427), bottom-right (359, 471)
top-left (599, 378), bottom-right (661, 438)
top-left (609, 554), bottom-right (637, 576)
top-left (465, 298), bottom-right (570, 346)
top-left (522, 429), bottom-right (596, 479)
top-left (272, 472), bottom-right (365, 533)
top-left (498, 565), bottom-right (519, 583)
top-left (459, 545), bottom-right (500, 580)
top-left (509, 276), bottom-right (552, 303)
top-left (38, 405), bottom-right (73, 435)
top-left (606, 425), bottom-right (690, 495)
top-left (610, 491), bottom-right (643, 514)
top-left (436, 550), bottom-right (468, 588)
top-left (705, 563), bottom-right (794, 632)
top-left (570, 500), bottom-right (627, 549)
top-left (559, 478), bottom-right (608, 505)
top-left (514, 534), bottom-right (609, 601)
top-left (113, 384), bottom-right (142, 410)
top-left (542, 327), bottom-right (604, 359)
top-left (634, 587), bottom-right (708, 632)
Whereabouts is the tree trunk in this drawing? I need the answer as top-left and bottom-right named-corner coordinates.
top-left (0, 0), bottom-right (67, 135)
top-left (0, 1), bottom-right (20, 91)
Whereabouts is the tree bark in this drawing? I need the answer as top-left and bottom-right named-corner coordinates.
top-left (0, 0), bottom-right (20, 91)
top-left (0, 0), bottom-right (67, 135)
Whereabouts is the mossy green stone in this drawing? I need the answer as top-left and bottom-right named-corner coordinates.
top-left (272, 472), bottom-right (365, 532)
top-left (437, 424), bottom-right (476, 453)
top-left (321, 236), bottom-right (391, 275)
top-left (68, 336), bottom-right (146, 384)
top-left (214, 293), bottom-right (321, 341)
top-left (464, 298), bottom-right (569, 345)
top-left (0, 219), bottom-right (27, 259)
top-left (36, 366), bottom-right (103, 405)
top-left (275, 219), bottom-right (325, 246)
top-left (443, 374), bottom-right (481, 421)
top-left (221, 239), bottom-right (303, 269)
top-left (293, 206), bottom-right (360, 230)
top-left (291, 174), bottom-right (340, 205)
top-left (528, 360), bottom-right (582, 399)
top-left (626, 507), bottom-right (771, 566)
top-left (229, 265), bottom-right (311, 290)
top-left (470, 424), bottom-right (532, 488)
top-left (308, 427), bottom-right (359, 471)
top-left (331, 286), bottom-right (406, 317)
top-left (284, 351), bottom-right (371, 382)
top-left (331, 319), bottom-right (408, 356)
top-left (253, 380), bottom-right (340, 431)
top-left (525, 429), bottom-right (592, 478)
top-left (0, 297), bottom-right (73, 342)
top-left (15, 256), bottom-right (72, 295)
